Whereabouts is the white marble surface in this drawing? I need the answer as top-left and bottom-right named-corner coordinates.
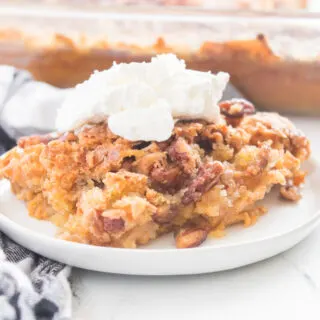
top-left (71, 116), bottom-right (320, 320)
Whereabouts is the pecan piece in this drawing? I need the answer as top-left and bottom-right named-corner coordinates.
top-left (135, 152), bottom-right (166, 176)
top-left (280, 185), bottom-right (301, 202)
top-left (168, 137), bottom-right (199, 175)
top-left (152, 205), bottom-right (178, 224)
top-left (182, 161), bottom-right (224, 205)
top-left (102, 217), bottom-right (125, 233)
top-left (290, 134), bottom-right (311, 161)
top-left (150, 164), bottom-right (184, 192)
top-left (175, 227), bottom-right (208, 248)
top-left (219, 99), bottom-right (255, 118)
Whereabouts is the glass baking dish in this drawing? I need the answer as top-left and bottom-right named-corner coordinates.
top-left (1, 2), bottom-right (320, 115)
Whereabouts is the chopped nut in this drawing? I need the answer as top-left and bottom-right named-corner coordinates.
top-left (290, 134), bottom-right (311, 161)
top-left (152, 205), bottom-right (178, 224)
top-left (219, 99), bottom-right (255, 118)
top-left (135, 152), bottom-right (166, 175)
top-left (280, 185), bottom-right (301, 202)
top-left (175, 227), bottom-right (208, 248)
top-left (168, 137), bottom-right (199, 175)
top-left (182, 161), bottom-right (224, 205)
top-left (102, 217), bottom-right (125, 233)
top-left (150, 165), bottom-right (181, 189)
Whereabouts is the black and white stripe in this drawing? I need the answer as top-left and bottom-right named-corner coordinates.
top-left (0, 233), bottom-right (71, 320)
top-left (0, 67), bottom-right (72, 320)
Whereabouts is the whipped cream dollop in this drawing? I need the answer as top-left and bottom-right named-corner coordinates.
top-left (56, 54), bottom-right (229, 141)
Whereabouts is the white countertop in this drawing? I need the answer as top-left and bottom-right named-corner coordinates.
top-left (71, 116), bottom-right (320, 320)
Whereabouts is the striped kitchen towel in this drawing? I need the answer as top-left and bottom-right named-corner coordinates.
top-left (0, 66), bottom-right (72, 320)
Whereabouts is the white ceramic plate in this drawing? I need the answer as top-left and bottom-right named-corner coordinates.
top-left (0, 158), bottom-right (319, 275)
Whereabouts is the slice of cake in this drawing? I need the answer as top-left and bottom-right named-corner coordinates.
top-left (0, 55), bottom-right (310, 248)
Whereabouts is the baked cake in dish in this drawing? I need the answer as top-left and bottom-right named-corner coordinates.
top-left (0, 55), bottom-right (310, 249)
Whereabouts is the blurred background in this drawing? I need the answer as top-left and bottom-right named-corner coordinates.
top-left (1, 0), bottom-right (320, 115)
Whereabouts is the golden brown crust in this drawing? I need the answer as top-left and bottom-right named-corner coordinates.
top-left (0, 105), bottom-right (310, 248)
